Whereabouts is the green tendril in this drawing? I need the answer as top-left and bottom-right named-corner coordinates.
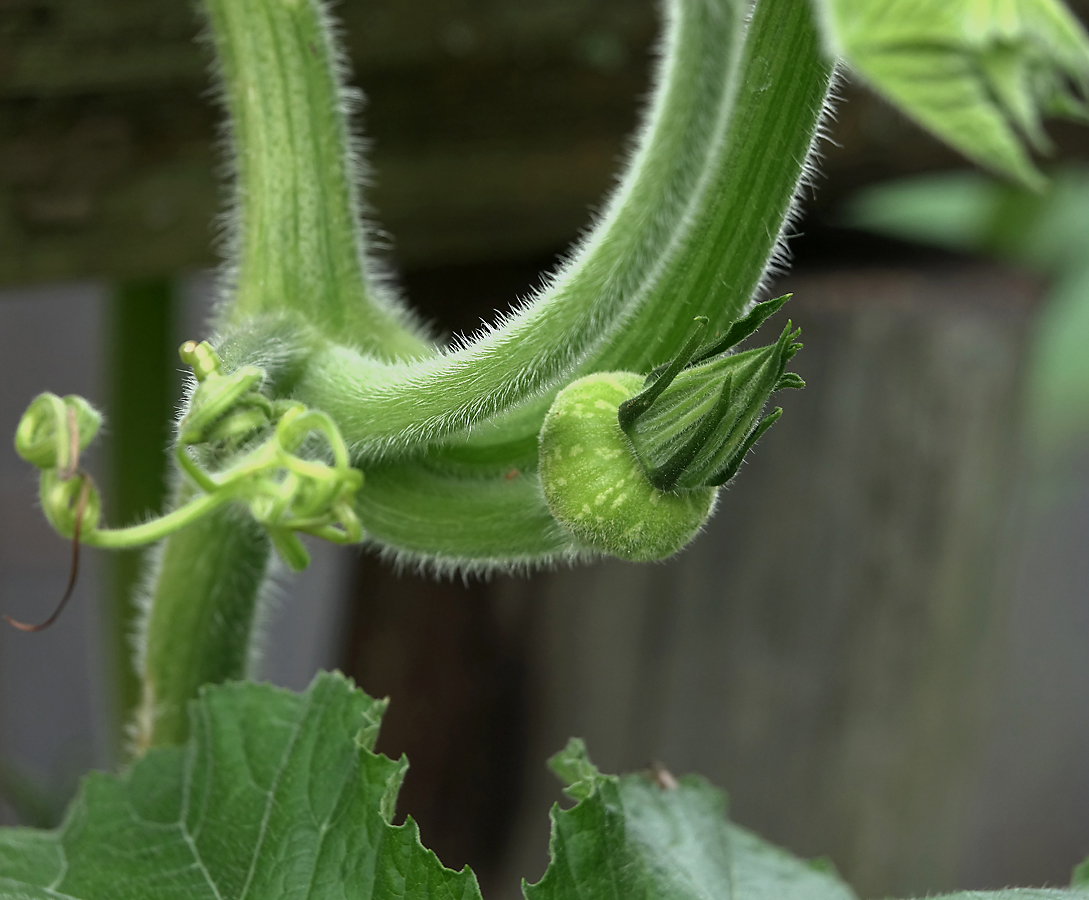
top-left (15, 343), bottom-right (364, 572)
top-left (14, 392), bottom-right (102, 475)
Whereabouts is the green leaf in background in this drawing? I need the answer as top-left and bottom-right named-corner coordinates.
top-left (1, 676), bottom-right (1086, 900)
top-left (527, 737), bottom-right (860, 900)
top-left (844, 169), bottom-right (1089, 266)
top-left (846, 169), bottom-right (1089, 461)
top-left (1074, 855), bottom-right (1089, 887)
top-left (815, 0), bottom-right (1089, 188)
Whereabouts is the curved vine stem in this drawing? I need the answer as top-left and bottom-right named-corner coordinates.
top-left (290, 0), bottom-right (752, 454)
top-left (295, 0), bottom-right (834, 458)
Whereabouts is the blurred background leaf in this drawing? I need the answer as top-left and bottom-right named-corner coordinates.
top-left (847, 168), bottom-right (1089, 463)
top-left (818, 0), bottom-right (1089, 188)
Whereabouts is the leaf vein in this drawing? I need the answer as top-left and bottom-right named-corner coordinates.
top-left (237, 683), bottom-right (317, 900)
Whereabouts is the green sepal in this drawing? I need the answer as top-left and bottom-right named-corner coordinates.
top-left (708, 406), bottom-right (782, 487)
top-left (622, 296), bottom-right (792, 429)
top-left (689, 293), bottom-right (794, 367)
top-left (621, 318), bottom-right (710, 430)
top-left (622, 320), bottom-right (803, 491)
top-left (776, 372), bottom-right (807, 390)
top-left (14, 393), bottom-right (102, 473)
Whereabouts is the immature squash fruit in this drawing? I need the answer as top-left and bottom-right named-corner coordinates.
top-left (539, 296), bottom-right (805, 561)
top-left (539, 372), bottom-right (718, 562)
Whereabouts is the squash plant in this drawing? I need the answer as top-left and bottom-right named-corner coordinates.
top-left (5, 0), bottom-right (1089, 896)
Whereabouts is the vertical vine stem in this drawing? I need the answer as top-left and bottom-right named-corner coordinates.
top-left (204, 0), bottom-right (431, 360)
top-left (133, 487), bottom-right (272, 751)
top-left (132, 0), bottom-right (394, 750)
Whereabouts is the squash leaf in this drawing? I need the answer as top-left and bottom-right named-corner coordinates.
top-left (527, 737), bottom-right (859, 900)
top-left (0, 673), bottom-right (480, 900)
top-left (1, 676), bottom-right (1086, 900)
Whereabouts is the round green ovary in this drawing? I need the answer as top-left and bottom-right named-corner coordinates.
top-left (539, 372), bottom-right (717, 561)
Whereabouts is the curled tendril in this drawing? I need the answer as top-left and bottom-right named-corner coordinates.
top-left (38, 468), bottom-right (103, 538)
top-left (179, 401), bottom-right (364, 571)
top-left (14, 392), bottom-right (101, 474)
top-left (12, 341), bottom-right (365, 591)
top-left (172, 341), bottom-right (364, 569)
top-left (7, 391), bottom-right (104, 630)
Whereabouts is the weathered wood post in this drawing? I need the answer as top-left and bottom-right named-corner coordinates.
top-left (496, 267), bottom-right (1038, 898)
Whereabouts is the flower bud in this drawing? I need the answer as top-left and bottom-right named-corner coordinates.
top-left (622, 320), bottom-right (803, 491)
top-left (538, 297), bottom-right (804, 561)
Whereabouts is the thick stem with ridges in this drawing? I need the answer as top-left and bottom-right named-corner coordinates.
top-left (292, 0), bottom-right (751, 454)
top-left (204, 0), bottom-right (431, 359)
top-left (290, 0), bottom-right (834, 570)
top-left (295, 0), bottom-right (833, 458)
top-left (133, 489), bottom-right (271, 750)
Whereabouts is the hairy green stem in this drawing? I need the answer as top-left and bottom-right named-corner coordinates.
top-left (204, 0), bottom-right (430, 359)
top-left (84, 486), bottom-right (246, 549)
top-left (300, 0), bottom-right (834, 569)
top-left (296, 0), bottom-right (833, 457)
top-left (355, 464), bottom-right (581, 574)
top-left (587, 0), bottom-right (833, 374)
top-left (294, 0), bottom-right (750, 453)
top-left (134, 485), bottom-right (271, 750)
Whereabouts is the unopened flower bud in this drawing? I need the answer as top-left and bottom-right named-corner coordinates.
top-left (538, 296), bottom-right (804, 561)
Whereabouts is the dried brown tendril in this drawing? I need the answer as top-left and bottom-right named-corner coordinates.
top-left (4, 468), bottom-right (90, 633)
